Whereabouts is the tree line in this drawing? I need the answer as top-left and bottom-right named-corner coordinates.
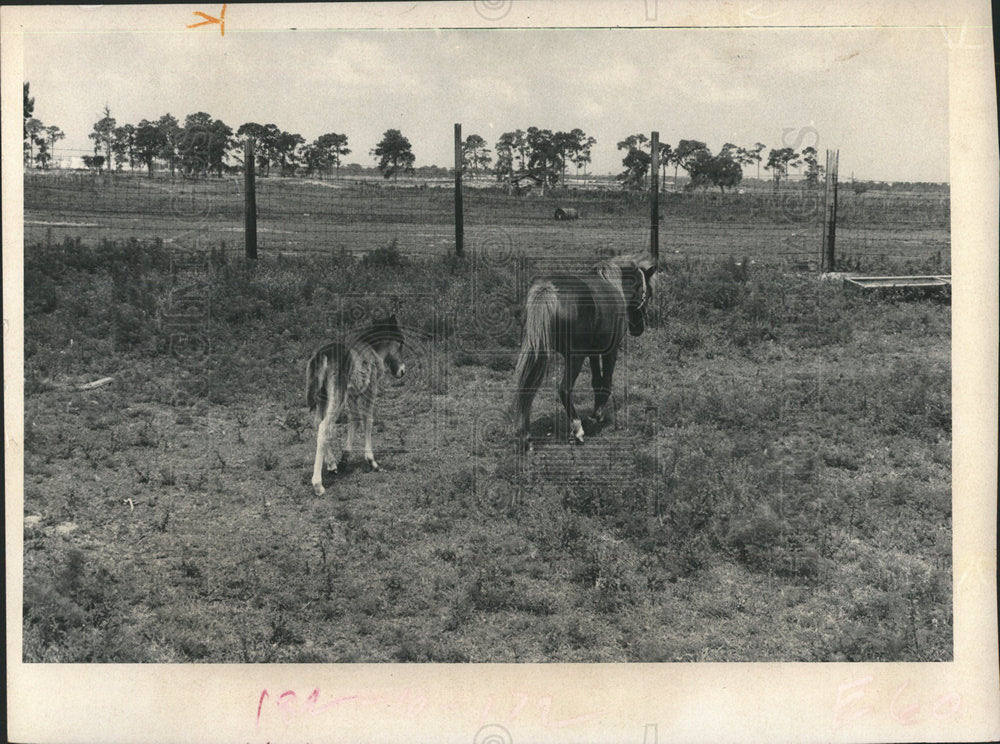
top-left (474, 128), bottom-right (598, 195)
top-left (614, 136), bottom-right (825, 193)
top-left (23, 83), bottom-right (65, 170)
top-left (25, 80), bottom-right (826, 192)
top-left (464, 129), bottom-right (823, 194)
top-left (23, 84), bottom-right (360, 180)
top-left (71, 105), bottom-right (356, 181)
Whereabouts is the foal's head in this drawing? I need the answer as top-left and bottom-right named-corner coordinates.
top-left (624, 258), bottom-right (658, 336)
top-left (361, 314), bottom-right (406, 378)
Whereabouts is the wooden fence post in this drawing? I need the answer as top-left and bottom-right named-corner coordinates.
top-left (821, 149), bottom-right (839, 271)
top-left (454, 123), bottom-right (464, 257)
top-left (826, 150), bottom-right (840, 271)
top-left (244, 138), bottom-right (258, 261)
top-left (650, 131), bottom-right (660, 262)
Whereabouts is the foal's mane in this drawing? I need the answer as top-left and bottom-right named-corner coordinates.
top-left (352, 317), bottom-right (404, 348)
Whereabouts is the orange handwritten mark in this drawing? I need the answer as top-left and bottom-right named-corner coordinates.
top-left (187, 4), bottom-right (226, 36)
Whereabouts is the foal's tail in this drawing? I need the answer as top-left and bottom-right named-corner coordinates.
top-left (305, 350), bottom-right (328, 417)
top-left (513, 281), bottom-right (558, 420)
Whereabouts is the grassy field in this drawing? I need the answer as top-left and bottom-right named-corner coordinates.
top-left (21, 223), bottom-right (952, 662)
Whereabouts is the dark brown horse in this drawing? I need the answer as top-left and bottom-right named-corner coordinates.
top-left (513, 255), bottom-right (657, 450)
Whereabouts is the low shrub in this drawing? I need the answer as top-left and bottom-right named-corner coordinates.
top-left (360, 238), bottom-right (407, 268)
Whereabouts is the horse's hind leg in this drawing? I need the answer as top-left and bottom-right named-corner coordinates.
top-left (558, 353), bottom-right (586, 443)
top-left (515, 382), bottom-right (541, 452)
top-left (592, 351), bottom-right (618, 424)
top-left (515, 394), bottom-right (531, 452)
top-left (588, 354), bottom-right (605, 423)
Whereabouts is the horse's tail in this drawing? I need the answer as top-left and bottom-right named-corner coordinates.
top-left (513, 280), bottom-right (558, 419)
top-left (306, 349), bottom-right (328, 418)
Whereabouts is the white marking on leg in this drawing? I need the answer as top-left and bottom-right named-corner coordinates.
top-left (571, 418), bottom-right (585, 443)
top-left (362, 393), bottom-right (379, 471)
top-left (360, 378), bottom-right (380, 471)
top-left (312, 417), bottom-right (330, 495)
top-left (364, 413), bottom-right (379, 471)
top-left (312, 392), bottom-right (340, 496)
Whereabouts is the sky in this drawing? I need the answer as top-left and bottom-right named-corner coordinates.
top-left (23, 17), bottom-right (951, 182)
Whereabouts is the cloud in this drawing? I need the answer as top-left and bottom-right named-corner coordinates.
top-left (324, 37), bottom-right (418, 90)
top-left (583, 58), bottom-right (639, 90)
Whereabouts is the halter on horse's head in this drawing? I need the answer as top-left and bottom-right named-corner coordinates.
top-left (625, 257), bottom-right (657, 337)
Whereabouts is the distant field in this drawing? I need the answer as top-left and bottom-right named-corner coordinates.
top-left (24, 171), bottom-right (949, 272)
top-left (21, 226), bottom-right (951, 662)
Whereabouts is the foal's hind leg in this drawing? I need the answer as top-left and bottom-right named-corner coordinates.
top-left (558, 353), bottom-right (586, 443)
top-left (341, 403), bottom-right (359, 468)
top-left (311, 395), bottom-right (341, 496)
top-left (361, 381), bottom-right (380, 471)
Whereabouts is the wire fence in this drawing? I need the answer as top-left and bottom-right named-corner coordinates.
top-left (254, 177), bottom-right (456, 257)
top-left (24, 170), bottom-right (244, 256)
top-left (23, 160), bottom-right (950, 273)
top-left (830, 192), bottom-right (950, 272)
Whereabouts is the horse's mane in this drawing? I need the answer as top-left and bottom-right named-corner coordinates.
top-left (595, 258), bottom-right (625, 301)
top-left (595, 255), bottom-right (655, 301)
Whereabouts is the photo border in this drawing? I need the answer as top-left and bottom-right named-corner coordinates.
top-left (4, 3), bottom-right (997, 742)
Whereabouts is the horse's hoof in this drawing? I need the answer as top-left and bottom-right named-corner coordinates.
top-left (366, 460), bottom-right (380, 472)
top-left (570, 419), bottom-right (585, 443)
top-left (312, 482), bottom-right (326, 496)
